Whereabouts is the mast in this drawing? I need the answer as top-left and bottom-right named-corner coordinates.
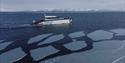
top-left (44, 13), bottom-right (46, 17)
top-left (44, 13), bottom-right (46, 20)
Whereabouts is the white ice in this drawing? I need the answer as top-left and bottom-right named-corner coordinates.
top-left (93, 40), bottom-right (125, 51)
top-left (115, 40), bottom-right (125, 52)
top-left (68, 31), bottom-right (85, 38)
top-left (112, 56), bottom-right (125, 63)
top-left (110, 29), bottom-right (125, 36)
top-left (87, 30), bottom-right (114, 41)
top-left (0, 41), bottom-right (13, 50)
top-left (64, 40), bottom-right (86, 51)
top-left (0, 47), bottom-right (26, 63)
top-left (28, 33), bottom-right (53, 44)
top-left (44, 40), bottom-right (125, 63)
top-left (38, 34), bottom-right (64, 45)
top-left (30, 46), bottom-right (59, 61)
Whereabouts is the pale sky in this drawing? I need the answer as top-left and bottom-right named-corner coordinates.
top-left (0, 0), bottom-right (125, 11)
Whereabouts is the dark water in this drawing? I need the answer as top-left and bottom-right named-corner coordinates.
top-left (0, 12), bottom-right (125, 63)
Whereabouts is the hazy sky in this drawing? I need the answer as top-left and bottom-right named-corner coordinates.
top-left (0, 0), bottom-right (125, 11)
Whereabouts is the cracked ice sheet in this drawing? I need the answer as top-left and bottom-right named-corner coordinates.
top-left (40, 57), bottom-right (61, 63)
top-left (68, 31), bottom-right (85, 38)
top-left (64, 41), bottom-right (87, 51)
top-left (0, 41), bottom-right (13, 50)
top-left (0, 47), bottom-right (26, 63)
top-left (110, 29), bottom-right (125, 36)
top-left (112, 56), bottom-right (125, 63)
top-left (90, 40), bottom-right (125, 63)
top-left (87, 30), bottom-right (114, 41)
top-left (114, 40), bottom-right (125, 52)
top-left (44, 40), bottom-right (125, 63)
top-left (28, 33), bottom-right (53, 44)
top-left (30, 46), bottom-right (59, 61)
top-left (38, 34), bottom-right (64, 45)
top-left (93, 40), bottom-right (125, 51)
top-left (111, 40), bottom-right (125, 63)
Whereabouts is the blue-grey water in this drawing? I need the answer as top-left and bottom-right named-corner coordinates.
top-left (0, 12), bottom-right (125, 63)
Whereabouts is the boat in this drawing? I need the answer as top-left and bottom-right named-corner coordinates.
top-left (32, 14), bottom-right (72, 26)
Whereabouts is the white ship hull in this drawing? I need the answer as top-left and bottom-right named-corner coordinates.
top-left (32, 15), bottom-right (72, 26)
top-left (37, 19), bottom-right (72, 25)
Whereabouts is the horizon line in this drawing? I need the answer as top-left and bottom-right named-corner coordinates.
top-left (0, 9), bottom-right (125, 12)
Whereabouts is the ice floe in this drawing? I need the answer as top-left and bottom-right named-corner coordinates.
top-left (40, 57), bottom-right (60, 63)
top-left (1, 29), bottom-right (125, 63)
top-left (115, 40), bottom-right (125, 52)
top-left (112, 56), bottom-right (125, 63)
top-left (64, 41), bottom-right (86, 51)
top-left (68, 31), bottom-right (85, 38)
top-left (38, 34), bottom-right (64, 45)
top-left (0, 41), bottom-right (13, 50)
top-left (0, 47), bottom-right (26, 63)
top-left (43, 40), bottom-right (125, 63)
top-left (110, 29), bottom-right (125, 36)
top-left (93, 40), bottom-right (125, 51)
top-left (28, 33), bottom-right (53, 44)
top-left (30, 46), bottom-right (59, 61)
top-left (87, 30), bottom-right (114, 41)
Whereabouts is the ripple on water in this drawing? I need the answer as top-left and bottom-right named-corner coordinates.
top-left (87, 30), bottom-right (114, 41)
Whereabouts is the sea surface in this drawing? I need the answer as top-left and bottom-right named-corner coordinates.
top-left (0, 11), bottom-right (125, 63)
